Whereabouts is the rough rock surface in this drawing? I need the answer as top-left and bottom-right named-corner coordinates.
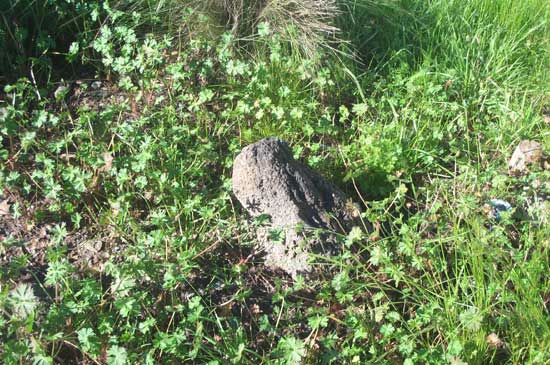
top-left (508, 140), bottom-right (543, 174)
top-left (232, 138), bottom-right (358, 277)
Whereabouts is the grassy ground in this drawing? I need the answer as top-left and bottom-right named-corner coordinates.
top-left (1, 0), bottom-right (549, 364)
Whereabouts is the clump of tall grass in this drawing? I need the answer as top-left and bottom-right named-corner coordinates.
top-left (255, 0), bottom-right (340, 58)
top-left (195, 0), bottom-right (342, 59)
top-left (357, 0), bottom-right (550, 96)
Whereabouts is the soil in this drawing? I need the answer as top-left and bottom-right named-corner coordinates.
top-left (1, 188), bottom-right (113, 285)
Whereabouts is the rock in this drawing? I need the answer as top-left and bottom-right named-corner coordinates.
top-left (508, 140), bottom-right (543, 174)
top-left (232, 137), bottom-right (358, 277)
top-left (54, 84), bottom-right (69, 100)
top-left (486, 333), bottom-right (504, 349)
top-left (0, 107), bottom-right (8, 122)
top-left (0, 199), bottom-right (10, 216)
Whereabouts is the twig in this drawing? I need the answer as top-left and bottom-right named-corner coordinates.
top-left (29, 66), bottom-right (42, 101)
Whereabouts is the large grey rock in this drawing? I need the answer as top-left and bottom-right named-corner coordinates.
top-left (232, 138), bottom-right (358, 277)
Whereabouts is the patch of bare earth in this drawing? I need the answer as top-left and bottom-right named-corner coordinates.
top-left (1, 189), bottom-right (116, 284)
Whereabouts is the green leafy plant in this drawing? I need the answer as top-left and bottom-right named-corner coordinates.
top-left (0, 0), bottom-right (548, 364)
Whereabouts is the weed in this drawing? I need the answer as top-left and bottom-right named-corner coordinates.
top-left (1, 0), bottom-right (549, 364)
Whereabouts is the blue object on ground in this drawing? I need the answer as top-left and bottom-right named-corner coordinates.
top-left (488, 199), bottom-right (512, 221)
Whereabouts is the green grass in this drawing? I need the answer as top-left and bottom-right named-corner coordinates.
top-left (1, 0), bottom-right (549, 364)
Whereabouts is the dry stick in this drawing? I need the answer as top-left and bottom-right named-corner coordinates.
top-left (192, 237), bottom-right (223, 260)
top-left (274, 295), bottom-right (285, 331)
top-left (337, 146), bottom-right (370, 232)
top-left (62, 339), bottom-right (102, 365)
top-left (29, 66), bottom-right (42, 101)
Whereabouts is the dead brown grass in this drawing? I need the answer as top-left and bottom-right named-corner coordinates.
top-left (191, 0), bottom-right (341, 58)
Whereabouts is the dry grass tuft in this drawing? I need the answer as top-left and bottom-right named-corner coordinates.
top-left (257, 0), bottom-right (340, 58)
top-left (202, 0), bottom-right (342, 59)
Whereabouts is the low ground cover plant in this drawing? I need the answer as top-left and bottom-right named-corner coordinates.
top-left (0, 0), bottom-right (549, 364)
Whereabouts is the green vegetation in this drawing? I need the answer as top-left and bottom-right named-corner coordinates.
top-left (1, 0), bottom-right (549, 364)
